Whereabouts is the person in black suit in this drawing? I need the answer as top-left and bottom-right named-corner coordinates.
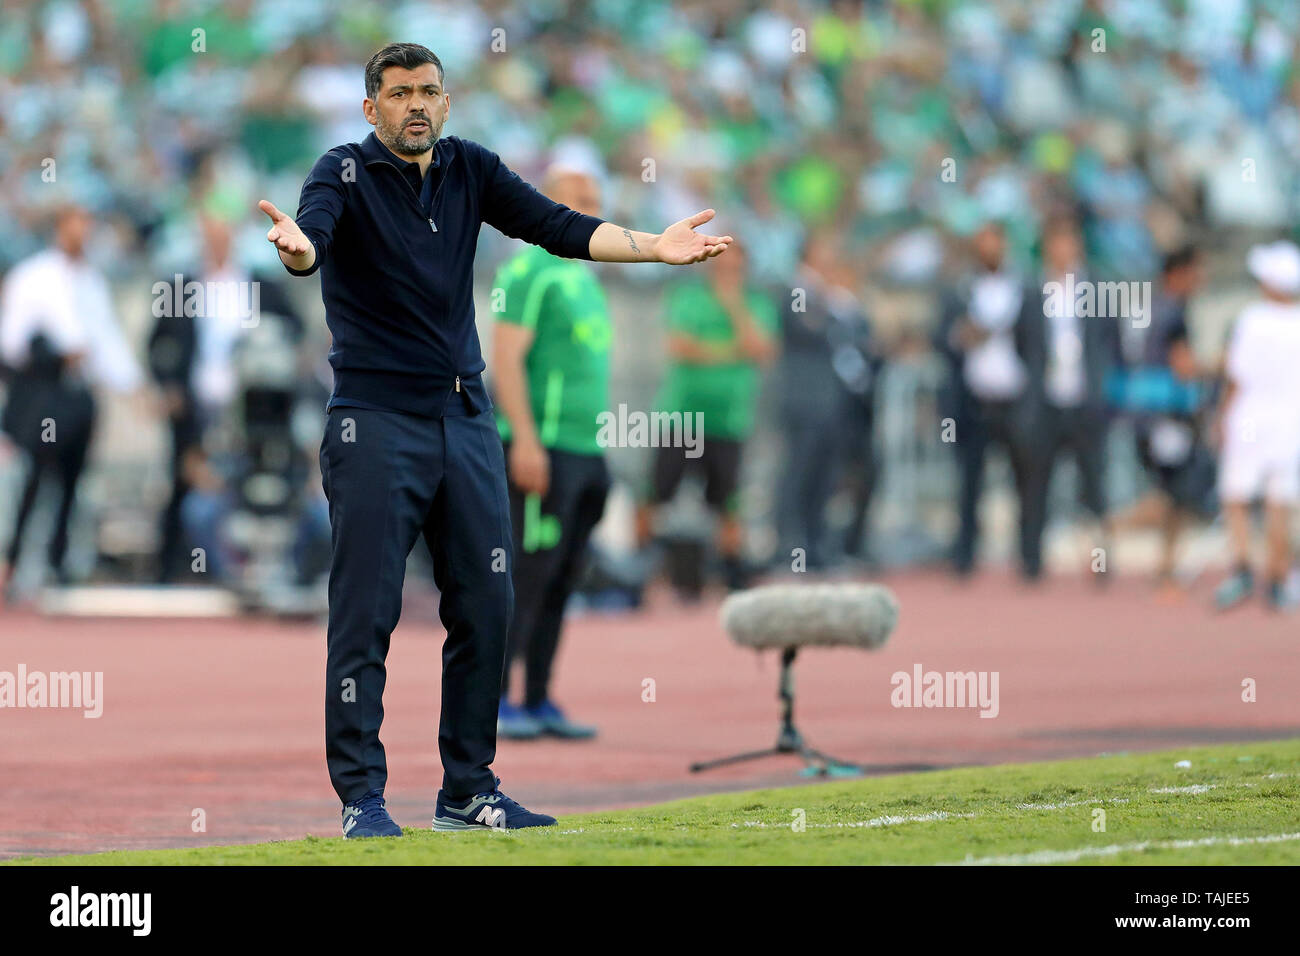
top-left (1015, 214), bottom-right (1122, 580)
top-left (776, 230), bottom-right (881, 570)
top-left (147, 281), bottom-right (200, 583)
top-left (935, 220), bottom-right (1036, 577)
top-left (147, 214), bottom-right (302, 582)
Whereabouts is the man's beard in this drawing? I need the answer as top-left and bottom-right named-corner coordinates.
top-left (378, 114), bottom-right (441, 156)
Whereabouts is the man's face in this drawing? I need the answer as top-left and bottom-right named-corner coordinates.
top-left (1167, 259), bottom-right (1202, 296)
top-left (364, 63), bottom-right (448, 156)
top-left (545, 172), bottom-right (602, 218)
top-left (803, 234), bottom-right (835, 275)
top-left (55, 207), bottom-right (93, 257)
top-left (712, 241), bottom-right (746, 283)
top-left (201, 216), bottom-right (233, 267)
top-left (1044, 228), bottom-right (1081, 273)
top-left (973, 225), bottom-right (1005, 269)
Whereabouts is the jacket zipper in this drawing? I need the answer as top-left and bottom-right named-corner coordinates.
top-left (372, 142), bottom-right (453, 230)
top-left (368, 142), bottom-right (462, 397)
top-left (426, 165), bottom-right (450, 232)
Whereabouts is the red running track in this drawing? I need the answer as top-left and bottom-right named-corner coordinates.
top-left (1, 569), bottom-right (1297, 858)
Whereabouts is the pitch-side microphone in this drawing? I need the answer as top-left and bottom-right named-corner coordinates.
top-left (720, 582), bottom-right (899, 651)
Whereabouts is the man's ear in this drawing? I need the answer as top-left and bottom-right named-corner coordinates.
top-left (362, 97), bottom-right (377, 127)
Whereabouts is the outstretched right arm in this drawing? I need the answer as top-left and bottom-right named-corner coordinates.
top-left (258, 150), bottom-right (348, 277)
top-left (259, 200), bottom-right (316, 273)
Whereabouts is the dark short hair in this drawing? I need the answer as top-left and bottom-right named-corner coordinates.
top-left (364, 43), bottom-right (444, 99)
top-left (1040, 211), bottom-right (1079, 241)
top-left (1161, 244), bottom-right (1199, 276)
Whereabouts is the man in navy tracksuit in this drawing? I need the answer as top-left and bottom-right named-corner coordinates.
top-left (259, 43), bottom-right (733, 835)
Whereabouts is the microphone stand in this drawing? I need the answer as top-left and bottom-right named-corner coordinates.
top-left (689, 647), bottom-right (935, 778)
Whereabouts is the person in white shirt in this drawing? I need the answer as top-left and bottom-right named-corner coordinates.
top-left (935, 220), bottom-right (1035, 577)
top-left (1016, 215), bottom-right (1120, 581)
top-left (146, 214), bottom-right (256, 582)
top-left (1213, 240), bottom-right (1300, 611)
top-left (0, 204), bottom-right (141, 594)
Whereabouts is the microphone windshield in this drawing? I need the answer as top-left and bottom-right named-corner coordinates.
top-left (720, 583), bottom-right (899, 651)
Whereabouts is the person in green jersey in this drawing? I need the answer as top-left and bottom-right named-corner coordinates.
top-left (635, 239), bottom-right (779, 592)
top-left (491, 166), bottom-right (613, 740)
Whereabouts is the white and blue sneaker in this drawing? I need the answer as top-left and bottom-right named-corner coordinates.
top-left (341, 788), bottom-right (403, 839)
top-left (432, 776), bottom-right (557, 831)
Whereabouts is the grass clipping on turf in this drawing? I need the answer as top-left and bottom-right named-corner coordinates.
top-left (9, 739), bottom-right (1300, 866)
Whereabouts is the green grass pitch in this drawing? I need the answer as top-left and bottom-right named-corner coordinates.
top-left (10, 740), bottom-right (1299, 865)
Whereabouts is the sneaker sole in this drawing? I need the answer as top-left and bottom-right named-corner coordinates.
top-left (431, 816), bottom-right (557, 831)
top-left (431, 816), bottom-right (495, 832)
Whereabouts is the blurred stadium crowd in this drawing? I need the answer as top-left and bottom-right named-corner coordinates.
top-left (3, 0), bottom-right (1300, 612)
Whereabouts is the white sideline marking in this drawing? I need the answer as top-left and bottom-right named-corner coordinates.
top-left (1025, 779), bottom-right (1257, 807)
top-left (945, 831), bottom-right (1300, 866)
top-left (1017, 797), bottom-right (1130, 810)
top-left (558, 773), bottom-right (1289, 839)
top-left (734, 811), bottom-right (975, 829)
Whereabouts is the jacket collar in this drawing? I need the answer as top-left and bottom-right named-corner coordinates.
top-left (359, 130), bottom-right (442, 170)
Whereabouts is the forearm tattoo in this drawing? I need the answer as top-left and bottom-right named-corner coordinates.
top-left (622, 228), bottom-right (641, 256)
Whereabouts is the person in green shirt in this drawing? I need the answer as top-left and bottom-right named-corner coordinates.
top-left (491, 166), bottom-right (613, 740)
top-left (636, 239), bottom-right (778, 592)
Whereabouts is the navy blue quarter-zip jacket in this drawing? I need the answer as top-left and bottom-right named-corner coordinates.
top-left (284, 131), bottom-right (605, 417)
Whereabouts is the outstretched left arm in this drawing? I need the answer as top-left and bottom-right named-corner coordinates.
top-left (589, 209), bottom-right (733, 264)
